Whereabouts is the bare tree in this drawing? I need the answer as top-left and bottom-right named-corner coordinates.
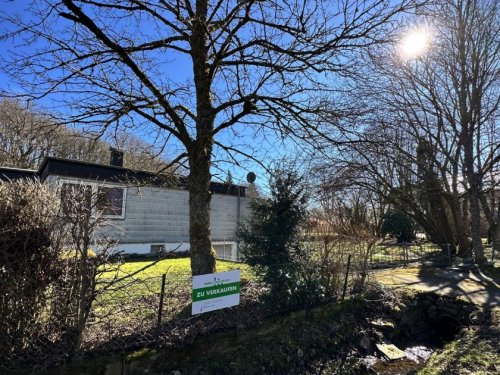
top-left (310, 183), bottom-right (382, 290)
top-left (1, 0), bottom-right (419, 275)
top-left (314, 0), bottom-right (499, 264)
top-left (436, 0), bottom-right (500, 264)
top-left (0, 98), bottom-right (59, 168)
top-left (0, 98), bottom-right (171, 171)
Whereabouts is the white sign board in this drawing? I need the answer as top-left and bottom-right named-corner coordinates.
top-left (192, 269), bottom-right (240, 315)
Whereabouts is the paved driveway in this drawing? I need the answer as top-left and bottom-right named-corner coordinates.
top-left (373, 266), bottom-right (500, 307)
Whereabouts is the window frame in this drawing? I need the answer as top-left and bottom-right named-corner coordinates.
top-left (58, 178), bottom-right (127, 220)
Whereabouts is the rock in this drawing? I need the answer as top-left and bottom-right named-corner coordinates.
top-left (439, 305), bottom-right (459, 317)
top-left (172, 370), bottom-right (181, 375)
top-left (400, 314), bottom-right (411, 325)
top-left (376, 343), bottom-right (407, 361)
top-left (370, 319), bottom-right (396, 329)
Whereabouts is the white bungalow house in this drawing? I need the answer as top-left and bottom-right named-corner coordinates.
top-left (0, 151), bottom-right (251, 261)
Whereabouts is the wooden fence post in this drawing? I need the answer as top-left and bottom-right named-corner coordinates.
top-left (157, 273), bottom-right (166, 327)
top-left (342, 254), bottom-right (352, 301)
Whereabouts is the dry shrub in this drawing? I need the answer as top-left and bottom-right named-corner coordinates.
top-left (0, 180), bottom-right (64, 359)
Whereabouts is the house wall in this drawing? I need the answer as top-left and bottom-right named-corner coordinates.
top-left (110, 185), bottom-right (251, 244)
top-left (47, 175), bottom-right (252, 256)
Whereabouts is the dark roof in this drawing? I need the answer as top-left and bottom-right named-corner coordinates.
top-left (1, 157), bottom-right (246, 197)
top-left (0, 167), bottom-right (38, 182)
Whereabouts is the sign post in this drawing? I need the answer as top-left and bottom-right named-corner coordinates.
top-left (192, 269), bottom-right (240, 315)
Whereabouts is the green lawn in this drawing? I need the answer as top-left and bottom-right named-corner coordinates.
top-left (115, 257), bottom-right (255, 281)
top-left (90, 258), bottom-right (257, 329)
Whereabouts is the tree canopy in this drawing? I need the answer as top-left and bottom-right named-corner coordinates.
top-left (1, 0), bottom-right (420, 274)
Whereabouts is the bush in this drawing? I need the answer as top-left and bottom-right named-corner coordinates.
top-left (0, 181), bottom-right (64, 358)
top-left (239, 167), bottom-right (323, 309)
top-left (380, 210), bottom-right (416, 243)
top-left (0, 180), bottom-right (118, 368)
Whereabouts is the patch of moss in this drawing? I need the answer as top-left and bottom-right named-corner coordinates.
top-left (125, 348), bottom-right (155, 362)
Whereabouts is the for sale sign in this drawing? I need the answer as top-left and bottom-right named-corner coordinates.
top-left (192, 269), bottom-right (240, 315)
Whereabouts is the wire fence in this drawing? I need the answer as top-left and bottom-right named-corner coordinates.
top-left (368, 241), bottom-right (500, 268)
top-left (1, 254), bottom-right (369, 372)
top-left (369, 242), bottom-right (446, 268)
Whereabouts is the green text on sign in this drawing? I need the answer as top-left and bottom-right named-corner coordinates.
top-left (192, 282), bottom-right (240, 302)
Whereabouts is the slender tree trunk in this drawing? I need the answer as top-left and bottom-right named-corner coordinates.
top-left (490, 200), bottom-right (500, 260)
top-left (493, 221), bottom-right (500, 260)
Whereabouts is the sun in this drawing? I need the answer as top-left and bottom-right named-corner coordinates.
top-left (400, 29), bottom-right (431, 59)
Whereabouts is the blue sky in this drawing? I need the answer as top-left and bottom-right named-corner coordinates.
top-left (0, 0), bottom-right (303, 188)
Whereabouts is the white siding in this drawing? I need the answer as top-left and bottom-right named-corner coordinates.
top-left (49, 175), bottom-right (251, 253)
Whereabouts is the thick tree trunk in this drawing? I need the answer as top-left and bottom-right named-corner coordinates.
top-left (188, 146), bottom-right (216, 276)
top-left (411, 210), bottom-right (449, 247)
top-left (449, 196), bottom-right (471, 257)
top-left (416, 140), bottom-right (456, 251)
top-left (425, 187), bottom-right (455, 250)
top-left (468, 173), bottom-right (487, 264)
top-left (479, 192), bottom-right (500, 263)
top-left (454, 3), bottom-right (486, 265)
top-left (187, 0), bottom-right (216, 276)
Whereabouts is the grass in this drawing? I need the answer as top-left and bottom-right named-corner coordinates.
top-left (90, 257), bottom-right (258, 329)
top-left (115, 257), bottom-right (256, 281)
top-left (419, 308), bottom-right (500, 375)
top-left (98, 257), bottom-right (256, 299)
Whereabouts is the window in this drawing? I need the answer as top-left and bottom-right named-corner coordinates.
top-left (97, 186), bottom-right (125, 217)
top-left (60, 180), bottom-right (126, 219)
top-left (212, 242), bottom-right (236, 261)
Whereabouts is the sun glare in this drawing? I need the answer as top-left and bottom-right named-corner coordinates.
top-left (400, 29), bottom-right (430, 59)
